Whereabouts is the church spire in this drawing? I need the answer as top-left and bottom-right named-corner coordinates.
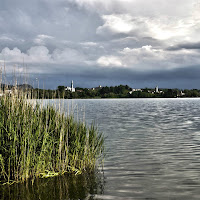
top-left (71, 80), bottom-right (73, 89)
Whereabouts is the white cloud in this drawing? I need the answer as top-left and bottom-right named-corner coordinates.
top-left (27, 46), bottom-right (52, 62)
top-left (96, 13), bottom-right (200, 43)
top-left (52, 48), bottom-right (85, 64)
top-left (146, 17), bottom-right (198, 41)
top-left (1, 47), bottom-right (27, 62)
top-left (34, 34), bottom-right (54, 45)
top-left (121, 45), bottom-right (162, 59)
top-left (0, 46), bottom-right (86, 70)
top-left (38, 34), bottom-right (54, 39)
top-left (96, 45), bottom-right (200, 70)
top-left (119, 46), bottom-right (166, 69)
top-left (70, 0), bottom-right (196, 17)
top-left (97, 14), bottom-right (134, 35)
top-left (0, 46), bottom-right (52, 65)
top-left (2, 44), bottom-right (199, 74)
top-left (97, 56), bottom-right (123, 67)
top-left (80, 42), bottom-right (98, 46)
top-left (0, 36), bottom-right (13, 41)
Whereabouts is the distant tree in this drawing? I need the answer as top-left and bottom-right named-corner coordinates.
top-left (57, 86), bottom-right (65, 97)
top-left (57, 86), bottom-right (65, 93)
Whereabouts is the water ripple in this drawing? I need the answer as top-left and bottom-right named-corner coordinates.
top-left (46, 98), bottom-right (200, 199)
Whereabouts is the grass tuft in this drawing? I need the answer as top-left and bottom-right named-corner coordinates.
top-left (0, 93), bottom-right (104, 184)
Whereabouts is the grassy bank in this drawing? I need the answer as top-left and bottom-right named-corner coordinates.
top-left (0, 94), bottom-right (104, 184)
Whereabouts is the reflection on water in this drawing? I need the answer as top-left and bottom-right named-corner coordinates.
top-left (2, 98), bottom-right (200, 199)
top-left (0, 172), bottom-right (105, 200)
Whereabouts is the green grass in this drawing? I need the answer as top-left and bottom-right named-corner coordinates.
top-left (0, 94), bottom-right (104, 184)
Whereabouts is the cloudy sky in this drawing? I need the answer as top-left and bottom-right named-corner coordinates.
top-left (0, 0), bottom-right (200, 89)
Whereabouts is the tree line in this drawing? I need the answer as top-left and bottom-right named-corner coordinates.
top-left (30, 85), bottom-right (200, 99)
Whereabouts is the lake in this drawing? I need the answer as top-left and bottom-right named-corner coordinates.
top-left (1, 98), bottom-right (200, 200)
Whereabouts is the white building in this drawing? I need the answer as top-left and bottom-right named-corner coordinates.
top-left (155, 86), bottom-right (159, 93)
top-left (95, 85), bottom-right (102, 90)
top-left (129, 89), bottom-right (142, 94)
top-left (180, 91), bottom-right (185, 96)
top-left (65, 80), bottom-right (75, 92)
top-left (154, 86), bottom-right (163, 94)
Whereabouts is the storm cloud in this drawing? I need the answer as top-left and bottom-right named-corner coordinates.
top-left (167, 42), bottom-right (200, 50)
top-left (0, 0), bottom-right (200, 89)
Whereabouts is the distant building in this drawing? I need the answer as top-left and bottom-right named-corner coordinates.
top-left (129, 89), bottom-right (142, 94)
top-left (65, 80), bottom-right (75, 92)
top-left (95, 85), bottom-right (102, 90)
top-left (155, 86), bottom-right (159, 93)
top-left (180, 91), bottom-right (185, 96)
top-left (154, 86), bottom-right (163, 94)
top-left (76, 89), bottom-right (83, 92)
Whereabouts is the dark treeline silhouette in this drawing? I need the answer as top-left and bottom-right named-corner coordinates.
top-left (30, 85), bottom-right (200, 99)
top-left (2, 83), bottom-right (200, 98)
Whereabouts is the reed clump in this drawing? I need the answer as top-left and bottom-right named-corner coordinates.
top-left (0, 94), bottom-right (104, 185)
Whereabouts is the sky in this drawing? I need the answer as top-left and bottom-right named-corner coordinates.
top-left (0, 0), bottom-right (200, 89)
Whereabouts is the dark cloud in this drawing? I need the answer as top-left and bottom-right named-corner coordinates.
top-left (14, 65), bottom-right (199, 89)
top-left (0, 0), bottom-right (101, 43)
top-left (167, 42), bottom-right (200, 51)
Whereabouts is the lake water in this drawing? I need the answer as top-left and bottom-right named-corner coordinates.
top-left (1, 98), bottom-right (200, 200)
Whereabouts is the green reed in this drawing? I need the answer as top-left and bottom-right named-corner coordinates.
top-left (0, 93), bottom-right (104, 184)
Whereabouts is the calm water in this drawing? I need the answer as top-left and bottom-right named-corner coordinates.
top-left (2, 98), bottom-right (200, 200)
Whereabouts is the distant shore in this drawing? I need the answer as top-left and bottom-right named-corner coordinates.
top-left (33, 85), bottom-right (200, 99)
top-left (1, 83), bottom-right (200, 99)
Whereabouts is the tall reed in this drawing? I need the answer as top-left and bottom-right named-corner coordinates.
top-left (0, 92), bottom-right (104, 184)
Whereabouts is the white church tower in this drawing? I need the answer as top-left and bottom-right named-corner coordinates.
top-left (65, 80), bottom-right (75, 92)
top-left (71, 80), bottom-right (75, 92)
top-left (155, 86), bottom-right (159, 93)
